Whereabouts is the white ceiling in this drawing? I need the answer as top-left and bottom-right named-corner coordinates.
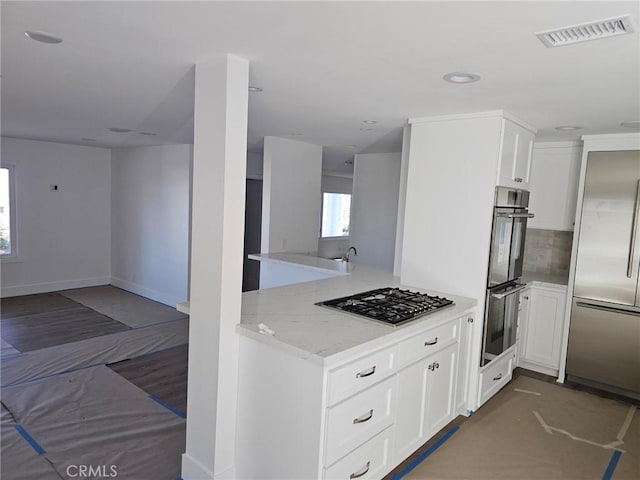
top-left (2, 1), bottom-right (639, 175)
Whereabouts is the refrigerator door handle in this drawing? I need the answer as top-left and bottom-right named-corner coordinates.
top-left (627, 179), bottom-right (640, 279)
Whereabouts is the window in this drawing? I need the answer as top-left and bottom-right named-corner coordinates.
top-left (321, 193), bottom-right (351, 238)
top-left (0, 165), bottom-right (17, 258)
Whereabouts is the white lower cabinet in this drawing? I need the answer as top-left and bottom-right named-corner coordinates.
top-left (395, 342), bottom-right (457, 461)
top-left (324, 427), bottom-right (394, 480)
top-left (478, 348), bottom-right (514, 407)
top-left (237, 313), bottom-right (473, 479)
top-left (518, 283), bottom-right (567, 375)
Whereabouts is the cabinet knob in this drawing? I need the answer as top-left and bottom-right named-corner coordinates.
top-left (467, 317), bottom-right (474, 323)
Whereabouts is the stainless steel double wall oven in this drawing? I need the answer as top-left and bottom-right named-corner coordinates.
top-left (482, 187), bottom-right (534, 366)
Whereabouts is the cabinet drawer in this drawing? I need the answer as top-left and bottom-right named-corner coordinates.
top-left (478, 350), bottom-right (513, 406)
top-left (327, 345), bottom-right (397, 406)
top-left (324, 427), bottom-right (394, 480)
top-left (325, 377), bottom-right (395, 467)
top-left (397, 320), bottom-right (458, 369)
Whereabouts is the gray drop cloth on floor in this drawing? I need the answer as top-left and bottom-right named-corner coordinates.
top-left (1, 404), bottom-right (63, 480)
top-left (1, 318), bottom-right (189, 387)
top-left (60, 286), bottom-right (187, 328)
top-left (1, 338), bottom-right (21, 358)
top-left (1, 365), bottom-right (185, 480)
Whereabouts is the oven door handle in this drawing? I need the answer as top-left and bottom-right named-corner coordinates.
top-left (496, 212), bottom-right (535, 219)
top-left (490, 284), bottom-right (527, 299)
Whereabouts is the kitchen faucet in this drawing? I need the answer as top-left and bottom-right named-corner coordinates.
top-left (342, 246), bottom-right (357, 262)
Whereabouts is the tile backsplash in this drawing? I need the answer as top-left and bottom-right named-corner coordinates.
top-left (524, 229), bottom-right (573, 277)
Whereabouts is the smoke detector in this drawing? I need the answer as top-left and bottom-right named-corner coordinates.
top-left (536, 15), bottom-right (635, 48)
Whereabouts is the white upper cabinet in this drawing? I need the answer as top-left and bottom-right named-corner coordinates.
top-left (527, 142), bottom-right (582, 231)
top-left (497, 119), bottom-right (536, 189)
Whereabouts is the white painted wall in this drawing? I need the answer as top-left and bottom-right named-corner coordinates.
top-left (1, 137), bottom-right (111, 297)
top-left (111, 144), bottom-right (192, 307)
top-left (349, 152), bottom-right (401, 271)
top-left (393, 125), bottom-right (411, 276)
top-left (261, 136), bottom-right (322, 255)
top-left (246, 151), bottom-right (263, 179)
top-left (321, 174), bottom-right (352, 195)
top-left (182, 54), bottom-right (249, 480)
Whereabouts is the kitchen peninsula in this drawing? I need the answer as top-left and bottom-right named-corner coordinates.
top-left (234, 253), bottom-right (476, 479)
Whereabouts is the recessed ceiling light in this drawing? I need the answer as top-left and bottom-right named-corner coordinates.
top-left (139, 132), bottom-right (157, 136)
top-left (621, 121), bottom-right (640, 128)
top-left (363, 120), bottom-right (377, 124)
top-left (81, 138), bottom-right (97, 142)
top-left (25, 30), bottom-right (63, 44)
top-left (108, 127), bottom-right (133, 133)
top-left (347, 145), bottom-right (357, 149)
top-left (248, 86), bottom-right (263, 92)
top-left (555, 125), bottom-right (583, 131)
top-left (443, 72), bottom-right (481, 84)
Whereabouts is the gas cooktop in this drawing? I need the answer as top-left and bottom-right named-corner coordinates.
top-left (316, 287), bottom-right (454, 326)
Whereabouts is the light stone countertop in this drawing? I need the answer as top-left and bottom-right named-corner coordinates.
top-left (522, 271), bottom-right (569, 290)
top-left (247, 252), bottom-right (351, 275)
top-left (238, 254), bottom-right (477, 366)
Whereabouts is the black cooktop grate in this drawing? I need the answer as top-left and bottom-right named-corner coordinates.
top-left (316, 287), bottom-right (454, 326)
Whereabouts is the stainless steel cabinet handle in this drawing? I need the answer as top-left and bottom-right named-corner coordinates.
top-left (353, 409), bottom-right (374, 424)
top-left (424, 337), bottom-right (438, 346)
top-left (350, 461), bottom-right (371, 479)
top-left (490, 284), bottom-right (527, 299)
top-left (514, 177), bottom-right (523, 182)
top-left (493, 373), bottom-right (503, 381)
top-left (356, 366), bottom-right (376, 378)
top-left (627, 179), bottom-right (640, 278)
top-left (496, 212), bottom-right (535, 219)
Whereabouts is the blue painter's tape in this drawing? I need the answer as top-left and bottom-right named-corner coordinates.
top-left (15, 425), bottom-right (46, 454)
top-left (602, 450), bottom-right (622, 480)
top-left (393, 425), bottom-right (459, 480)
top-left (150, 395), bottom-right (186, 419)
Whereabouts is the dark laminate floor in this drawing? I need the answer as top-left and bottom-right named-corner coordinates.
top-left (107, 345), bottom-right (189, 416)
top-left (1, 293), bottom-right (83, 319)
top-left (1, 306), bottom-right (131, 352)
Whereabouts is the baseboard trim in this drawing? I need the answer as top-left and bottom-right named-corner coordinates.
top-left (110, 277), bottom-right (182, 308)
top-left (518, 360), bottom-right (559, 378)
top-left (1, 277), bottom-right (110, 298)
top-left (181, 453), bottom-right (214, 480)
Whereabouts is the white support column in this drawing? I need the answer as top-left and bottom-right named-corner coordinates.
top-left (182, 54), bottom-right (249, 480)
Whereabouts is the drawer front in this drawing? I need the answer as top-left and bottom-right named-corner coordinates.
top-left (397, 320), bottom-right (458, 369)
top-left (478, 351), bottom-right (513, 406)
top-left (324, 427), bottom-right (394, 480)
top-left (327, 345), bottom-right (397, 406)
top-left (325, 377), bottom-right (395, 467)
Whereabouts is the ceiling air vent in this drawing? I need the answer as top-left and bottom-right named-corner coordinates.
top-left (536, 15), bottom-right (636, 48)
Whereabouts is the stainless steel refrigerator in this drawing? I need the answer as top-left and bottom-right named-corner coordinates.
top-left (567, 150), bottom-right (640, 399)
